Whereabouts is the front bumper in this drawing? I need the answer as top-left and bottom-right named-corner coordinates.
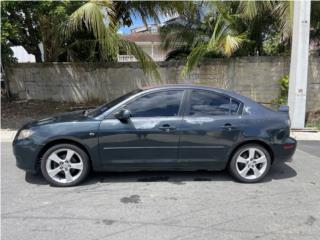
top-left (272, 137), bottom-right (297, 162)
top-left (13, 138), bottom-right (43, 174)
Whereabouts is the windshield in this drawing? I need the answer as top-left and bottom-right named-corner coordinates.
top-left (87, 89), bottom-right (143, 117)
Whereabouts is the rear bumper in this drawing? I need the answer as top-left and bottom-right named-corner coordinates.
top-left (272, 137), bottom-right (297, 162)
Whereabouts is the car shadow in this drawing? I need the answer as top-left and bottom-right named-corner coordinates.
top-left (262, 161), bottom-right (298, 182)
top-left (25, 162), bottom-right (297, 186)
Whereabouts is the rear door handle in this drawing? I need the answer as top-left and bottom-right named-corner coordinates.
top-left (159, 124), bottom-right (176, 132)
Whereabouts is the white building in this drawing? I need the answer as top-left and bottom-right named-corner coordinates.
top-left (118, 24), bottom-right (170, 62)
top-left (11, 46), bottom-right (36, 63)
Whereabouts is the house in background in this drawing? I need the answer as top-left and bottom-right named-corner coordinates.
top-left (118, 23), bottom-right (170, 62)
top-left (11, 46), bottom-right (36, 63)
top-left (10, 18), bottom-right (181, 63)
top-left (11, 27), bottom-right (170, 63)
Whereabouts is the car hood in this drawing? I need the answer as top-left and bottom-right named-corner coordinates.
top-left (24, 110), bottom-right (92, 128)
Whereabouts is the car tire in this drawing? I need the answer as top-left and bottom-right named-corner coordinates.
top-left (41, 144), bottom-right (90, 187)
top-left (228, 144), bottom-right (271, 183)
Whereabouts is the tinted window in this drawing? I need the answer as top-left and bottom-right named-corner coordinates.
top-left (188, 90), bottom-right (239, 116)
top-left (89, 89), bottom-right (142, 117)
top-left (126, 90), bottom-right (183, 117)
top-left (230, 99), bottom-right (240, 115)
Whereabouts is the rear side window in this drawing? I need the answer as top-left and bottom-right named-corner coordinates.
top-left (188, 90), bottom-right (240, 116)
top-left (230, 99), bottom-right (240, 115)
top-left (126, 90), bottom-right (184, 117)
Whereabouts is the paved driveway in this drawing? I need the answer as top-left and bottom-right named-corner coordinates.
top-left (298, 141), bottom-right (320, 158)
top-left (1, 140), bottom-right (320, 240)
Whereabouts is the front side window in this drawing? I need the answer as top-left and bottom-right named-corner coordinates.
top-left (188, 90), bottom-right (239, 116)
top-left (126, 90), bottom-right (184, 117)
top-left (88, 89), bottom-right (142, 117)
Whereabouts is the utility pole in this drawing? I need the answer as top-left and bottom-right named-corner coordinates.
top-left (288, 0), bottom-right (311, 129)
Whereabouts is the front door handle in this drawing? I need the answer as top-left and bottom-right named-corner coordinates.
top-left (159, 124), bottom-right (176, 132)
top-left (222, 123), bottom-right (235, 131)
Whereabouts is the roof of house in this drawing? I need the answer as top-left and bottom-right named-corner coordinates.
top-left (121, 32), bottom-right (161, 43)
top-left (131, 24), bottom-right (158, 33)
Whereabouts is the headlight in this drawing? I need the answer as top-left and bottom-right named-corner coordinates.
top-left (17, 129), bottom-right (34, 140)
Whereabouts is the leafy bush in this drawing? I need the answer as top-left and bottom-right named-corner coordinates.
top-left (271, 75), bottom-right (289, 105)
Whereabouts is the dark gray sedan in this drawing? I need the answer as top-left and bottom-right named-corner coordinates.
top-left (13, 85), bottom-right (296, 186)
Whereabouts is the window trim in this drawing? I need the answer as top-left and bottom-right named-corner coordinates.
top-left (106, 89), bottom-right (187, 119)
top-left (184, 89), bottom-right (243, 117)
top-left (232, 98), bottom-right (243, 115)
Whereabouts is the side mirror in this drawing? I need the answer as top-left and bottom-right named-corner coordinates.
top-left (115, 109), bottom-right (131, 122)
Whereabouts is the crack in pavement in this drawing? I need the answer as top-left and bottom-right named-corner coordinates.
top-left (3, 215), bottom-right (203, 230)
top-left (166, 197), bottom-right (320, 240)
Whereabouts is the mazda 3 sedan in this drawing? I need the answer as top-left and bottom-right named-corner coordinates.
top-left (13, 85), bottom-right (296, 186)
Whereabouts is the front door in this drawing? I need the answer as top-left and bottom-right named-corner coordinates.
top-left (98, 89), bottom-right (185, 170)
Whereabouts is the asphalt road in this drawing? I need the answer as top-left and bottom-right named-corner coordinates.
top-left (1, 141), bottom-right (320, 240)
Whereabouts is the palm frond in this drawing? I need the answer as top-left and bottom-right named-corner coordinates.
top-left (208, 14), bottom-right (245, 55)
top-left (63, 1), bottom-right (160, 79)
top-left (114, 1), bottom-right (186, 28)
top-left (160, 22), bottom-right (207, 50)
top-left (208, 14), bottom-right (224, 50)
top-left (180, 44), bottom-right (208, 78)
top-left (239, 1), bottom-right (258, 20)
top-left (222, 34), bottom-right (246, 57)
top-left (180, 12), bottom-right (246, 76)
top-left (119, 40), bottom-right (160, 80)
top-left (273, 1), bottom-right (293, 39)
top-left (239, 1), bottom-right (273, 20)
top-left (65, 2), bottom-right (106, 39)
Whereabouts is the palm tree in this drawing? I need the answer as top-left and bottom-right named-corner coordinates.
top-left (161, 1), bottom-right (299, 76)
top-left (62, 0), bottom-right (186, 79)
top-left (161, 2), bottom-right (247, 77)
top-left (239, 1), bottom-right (293, 39)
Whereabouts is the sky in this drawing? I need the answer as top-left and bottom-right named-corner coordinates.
top-left (118, 16), bottom-right (149, 35)
top-left (118, 14), bottom-right (176, 35)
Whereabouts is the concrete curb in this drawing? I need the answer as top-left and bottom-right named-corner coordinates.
top-left (291, 131), bottom-right (320, 141)
top-left (1, 129), bottom-right (319, 142)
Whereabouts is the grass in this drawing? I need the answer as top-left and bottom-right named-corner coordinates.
top-left (306, 121), bottom-right (320, 130)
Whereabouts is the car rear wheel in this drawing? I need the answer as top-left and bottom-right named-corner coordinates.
top-left (228, 144), bottom-right (271, 183)
top-left (41, 144), bottom-right (90, 187)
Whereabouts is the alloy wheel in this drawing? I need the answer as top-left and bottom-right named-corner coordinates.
top-left (235, 147), bottom-right (268, 180)
top-left (45, 148), bottom-right (84, 184)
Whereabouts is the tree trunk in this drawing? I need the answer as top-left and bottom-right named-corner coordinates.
top-left (33, 47), bottom-right (42, 62)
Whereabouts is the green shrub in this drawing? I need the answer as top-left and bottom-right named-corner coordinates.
top-left (271, 75), bottom-right (289, 105)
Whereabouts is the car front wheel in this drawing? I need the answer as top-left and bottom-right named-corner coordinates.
top-left (228, 144), bottom-right (271, 183)
top-left (41, 144), bottom-right (90, 187)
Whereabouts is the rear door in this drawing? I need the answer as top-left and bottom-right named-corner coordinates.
top-left (178, 89), bottom-right (243, 170)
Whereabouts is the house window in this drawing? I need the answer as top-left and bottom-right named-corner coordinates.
top-left (150, 26), bottom-right (158, 33)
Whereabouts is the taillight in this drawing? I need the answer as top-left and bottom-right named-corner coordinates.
top-left (283, 143), bottom-right (295, 150)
